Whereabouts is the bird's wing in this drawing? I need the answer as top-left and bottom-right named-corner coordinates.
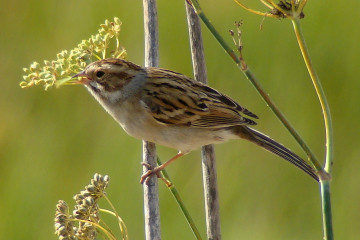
top-left (140, 68), bottom-right (258, 128)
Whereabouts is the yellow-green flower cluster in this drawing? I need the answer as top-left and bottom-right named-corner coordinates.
top-left (20, 17), bottom-right (127, 90)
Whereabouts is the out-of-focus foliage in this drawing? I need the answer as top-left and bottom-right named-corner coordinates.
top-left (1, 0), bottom-right (359, 239)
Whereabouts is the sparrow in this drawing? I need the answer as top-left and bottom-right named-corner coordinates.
top-left (73, 58), bottom-right (318, 183)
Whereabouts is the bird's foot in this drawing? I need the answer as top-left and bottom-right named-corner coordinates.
top-left (140, 162), bottom-right (170, 186)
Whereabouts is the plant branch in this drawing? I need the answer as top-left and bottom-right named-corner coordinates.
top-left (186, 0), bottom-right (321, 177)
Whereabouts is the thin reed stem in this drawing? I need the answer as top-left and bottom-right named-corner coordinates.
top-left (142, 0), bottom-right (161, 239)
top-left (157, 158), bottom-right (203, 240)
top-left (320, 181), bottom-right (334, 240)
top-left (185, 2), bottom-right (222, 239)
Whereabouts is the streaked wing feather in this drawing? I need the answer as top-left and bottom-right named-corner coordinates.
top-left (141, 68), bottom-right (258, 128)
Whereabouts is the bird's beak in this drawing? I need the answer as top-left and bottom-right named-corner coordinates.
top-left (72, 70), bottom-right (86, 78)
top-left (72, 70), bottom-right (90, 84)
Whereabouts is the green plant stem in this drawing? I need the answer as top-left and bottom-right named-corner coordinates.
top-left (187, 0), bottom-right (239, 64)
top-left (187, 0), bottom-right (322, 173)
top-left (320, 180), bottom-right (334, 240)
top-left (157, 158), bottom-right (203, 240)
top-left (292, 18), bottom-right (334, 174)
top-left (292, 18), bottom-right (334, 240)
top-left (243, 68), bottom-right (323, 172)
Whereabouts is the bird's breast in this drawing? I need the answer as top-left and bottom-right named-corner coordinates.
top-left (94, 95), bottom-right (239, 152)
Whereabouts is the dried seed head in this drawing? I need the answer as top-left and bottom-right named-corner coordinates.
top-left (54, 174), bottom-right (113, 240)
top-left (54, 200), bottom-right (76, 240)
top-left (76, 222), bottom-right (97, 240)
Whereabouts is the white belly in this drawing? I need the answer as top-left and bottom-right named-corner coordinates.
top-left (104, 98), bottom-right (236, 152)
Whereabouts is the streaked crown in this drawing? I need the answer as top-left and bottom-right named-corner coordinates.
top-left (84, 58), bottom-right (144, 92)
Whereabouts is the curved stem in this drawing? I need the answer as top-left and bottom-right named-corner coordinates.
top-left (101, 197), bottom-right (129, 240)
top-left (292, 18), bottom-right (333, 175)
top-left (72, 219), bottom-right (117, 240)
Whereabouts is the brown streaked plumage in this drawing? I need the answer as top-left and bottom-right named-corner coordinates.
top-left (142, 68), bottom-right (258, 127)
top-left (75, 58), bottom-right (319, 183)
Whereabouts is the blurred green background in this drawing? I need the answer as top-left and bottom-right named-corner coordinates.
top-left (1, 0), bottom-right (359, 239)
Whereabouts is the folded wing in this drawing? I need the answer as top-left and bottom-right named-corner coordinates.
top-left (140, 68), bottom-right (258, 128)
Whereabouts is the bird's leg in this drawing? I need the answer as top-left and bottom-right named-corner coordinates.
top-left (140, 152), bottom-right (185, 184)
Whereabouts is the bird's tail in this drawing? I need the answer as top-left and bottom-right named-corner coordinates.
top-left (235, 126), bottom-right (319, 182)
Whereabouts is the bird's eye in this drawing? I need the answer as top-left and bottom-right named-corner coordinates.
top-left (96, 71), bottom-right (105, 78)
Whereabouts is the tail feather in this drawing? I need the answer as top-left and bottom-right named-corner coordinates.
top-left (237, 127), bottom-right (319, 182)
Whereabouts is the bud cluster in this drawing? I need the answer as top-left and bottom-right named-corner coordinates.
top-left (20, 17), bottom-right (127, 90)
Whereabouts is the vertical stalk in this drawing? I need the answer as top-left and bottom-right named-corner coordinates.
top-left (185, 3), bottom-right (222, 239)
top-left (320, 181), bottom-right (334, 240)
top-left (291, 18), bottom-right (334, 240)
top-left (142, 0), bottom-right (161, 239)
